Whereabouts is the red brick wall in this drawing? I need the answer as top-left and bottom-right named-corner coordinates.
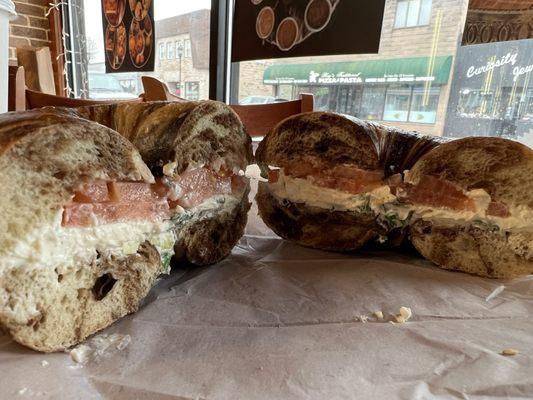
top-left (8, 0), bottom-right (52, 62)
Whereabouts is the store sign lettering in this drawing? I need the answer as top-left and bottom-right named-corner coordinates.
top-left (309, 71), bottom-right (363, 84)
top-left (513, 64), bottom-right (533, 82)
top-left (466, 52), bottom-right (518, 78)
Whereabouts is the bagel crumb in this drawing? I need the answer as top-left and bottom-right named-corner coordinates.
top-left (501, 349), bottom-right (519, 356)
top-left (373, 311), bottom-right (384, 320)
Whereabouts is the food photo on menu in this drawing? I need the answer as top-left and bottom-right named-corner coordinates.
top-left (0, 0), bottom-right (533, 398)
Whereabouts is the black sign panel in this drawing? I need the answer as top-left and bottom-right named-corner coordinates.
top-left (102, 0), bottom-right (155, 73)
top-left (232, 0), bottom-right (385, 62)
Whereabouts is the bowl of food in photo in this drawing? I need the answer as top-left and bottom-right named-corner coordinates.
top-left (103, 0), bottom-right (125, 27)
top-left (129, 0), bottom-right (151, 21)
top-left (105, 22), bottom-right (126, 69)
top-left (129, 17), bottom-right (152, 68)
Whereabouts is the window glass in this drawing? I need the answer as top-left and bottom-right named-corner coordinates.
top-left (75, 1), bottom-right (211, 100)
top-left (167, 42), bottom-right (175, 59)
top-left (419, 0), bottom-right (432, 25)
top-left (234, 0), bottom-right (533, 145)
top-left (185, 39), bottom-right (192, 58)
top-left (185, 81), bottom-right (200, 100)
top-left (405, 0), bottom-right (421, 27)
top-left (357, 87), bottom-right (386, 121)
top-left (409, 86), bottom-right (440, 123)
top-left (394, 1), bottom-right (408, 28)
top-left (384, 86), bottom-right (411, 122)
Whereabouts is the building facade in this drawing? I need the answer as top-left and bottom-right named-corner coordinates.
top-left (154, 10), bottom-right (210, 101)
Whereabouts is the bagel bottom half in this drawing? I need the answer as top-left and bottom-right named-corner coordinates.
top-left (257, 184), bottom-right (383, 251)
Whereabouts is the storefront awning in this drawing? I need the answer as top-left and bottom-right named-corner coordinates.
top-left (263, 56), bottom-right (453, 85)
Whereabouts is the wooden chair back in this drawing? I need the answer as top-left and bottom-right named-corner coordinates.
top-left (8, 65), bottom-right (143, 111)
top-left (141, 76), bottom-right (186, 102)
top-left (231, 94), bottom-right (314, 137)
top-left (25, 88), bottom-right (142, 109)
top-left (8, 66), bottom-right (26, 112)
top-left (141, 76), bottom-right (314, 137)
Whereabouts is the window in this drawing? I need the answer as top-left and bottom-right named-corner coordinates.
top-left (409, 86), bottom-right (440, 123)
top-left (384, 86), bottom-right (411, 122)
top-left (71, 0), bottom-right (532, 143)
top-left (185, 82), bottom-right (200, 100)
top-left (357, 87), bottom-right (386, 121)
top-left (184, 39), bottom-right (192, 58)
top-left (167, 42), bottom-right (175, 60)
top-left (394, 0), bottom-right (432, 28)
top-left (73, 1), bottom-right (211, 100)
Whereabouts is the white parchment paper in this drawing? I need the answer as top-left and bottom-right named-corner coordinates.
top-left (1, 191), bottom-right (532, 400)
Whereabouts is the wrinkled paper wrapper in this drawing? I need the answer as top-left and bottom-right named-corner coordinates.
top-left (1, 183), bottom-right (533, 399)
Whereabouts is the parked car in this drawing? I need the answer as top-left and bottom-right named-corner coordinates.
top-left (239, 95), bottom-right (289, 105)
top-left (88, 73), bottom-right (138, 100)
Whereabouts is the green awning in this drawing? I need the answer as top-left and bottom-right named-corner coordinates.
top-left (263, 56), bottom-right (453, 85)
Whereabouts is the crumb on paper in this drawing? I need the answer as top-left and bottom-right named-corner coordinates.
top-left (394, 307), bottom-right (412, 323)
top-left (162, 161), bottom-right (177, 176)
top-left (358, 315), bottom-right (369, 323)
top-left (40, 360), bottom-right (49, 367)
top-left (70, 344), bottom-right (92, 364)
top-left (16, 387), bottom-right (45, 397)
top-left (486, 285), bottom-right (505, 302)
top-left (389, 321), bottom-right (396, 326)
top-left (373, 311), bottom-right (384, 320)
top-left (69, 333), bottom-right (131, 365)
top-left (501, 348), bottom-right (519, 356)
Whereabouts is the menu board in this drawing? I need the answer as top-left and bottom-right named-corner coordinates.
top-left (232, 0), bottom-right (385, 62)
top-left (462, 0), bottom-right (533, 45)
top-left (101, 0), bottom-right (155, 73)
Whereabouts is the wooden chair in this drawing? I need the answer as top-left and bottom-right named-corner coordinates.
top-left (141, 76), bottom-right (314, 137)
top-left (8, 66), bottom-right (143, 111)
top-left (141, 76), bottom-right (186, 102)
top-left (231, 94), bottom-right (314, 137)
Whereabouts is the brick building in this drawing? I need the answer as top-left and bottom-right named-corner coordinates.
top-left (154, 10), bottom-right (210, 101)
top-left (238, 0), bottom-right (470, 135)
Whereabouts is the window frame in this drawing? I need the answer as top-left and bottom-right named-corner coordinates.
top-left (167, 42), bottom-right (175, 60)
top-left (159, 42), bottom-right (166, 60)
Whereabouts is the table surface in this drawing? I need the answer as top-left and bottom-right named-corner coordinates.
top-left (1, 188), bottom-right (532, 400)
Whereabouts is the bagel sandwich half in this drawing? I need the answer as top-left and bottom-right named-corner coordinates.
top-left (0, 110), bottom-right (176, 352)
top-left (256, 112), bottom-right (398, 251)
top-left (398, 137), bottom-right (533, 278)
top-left (65, 101), bottom-right (253, 266)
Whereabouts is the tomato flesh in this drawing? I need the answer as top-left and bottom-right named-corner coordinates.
top-left (270, 161), bottom-right (384, 195)
top-left (486, 200), bottom-right (510, 218)
top-left (403, 175), bottom-right (476, 212)
top-left (63, 167), bottom-right (246, 227)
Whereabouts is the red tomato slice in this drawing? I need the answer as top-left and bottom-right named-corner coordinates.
top-left (268, 169), bottom-right (280, 183)
top-left (72, 181), bottom-right (110, 203)
top-left (405, 175), bottom-right (476, 212)
top-left (279, 161), bottom-right (384, 195)
top-left (63, 168), bottom-right (247, 227)
top-left (487, 201), bottom-right (510, 218)
top-left (108, 182), bottom-right (158, 202)
top-left (63, 201), bottom-right (171, 227)
top-left (175, 168), bottom-right (233, 208)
